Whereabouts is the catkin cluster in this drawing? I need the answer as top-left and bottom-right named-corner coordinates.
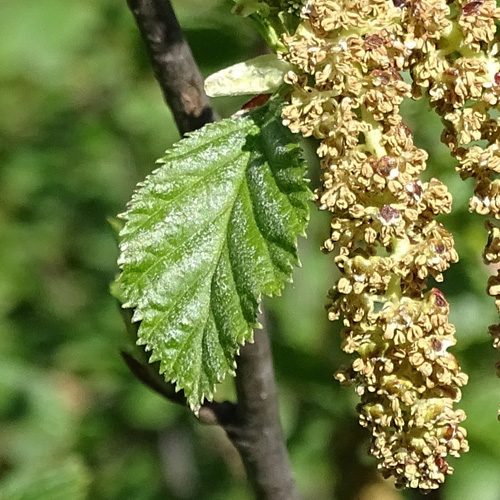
top-left (278, 0), bottom-right (476, 489)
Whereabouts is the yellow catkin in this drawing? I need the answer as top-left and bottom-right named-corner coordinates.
top-left (279, 0), bottom-right (471, 489)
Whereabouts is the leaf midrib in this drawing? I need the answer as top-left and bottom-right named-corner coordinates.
top-left (165, 160), bottom-right (259, 401)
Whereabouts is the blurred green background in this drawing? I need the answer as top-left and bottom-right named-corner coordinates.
top-left (0, 0), bottom-right (499, 499)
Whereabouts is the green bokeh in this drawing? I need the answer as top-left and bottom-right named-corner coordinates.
top-left (0, 1), bottom-right (499, 499)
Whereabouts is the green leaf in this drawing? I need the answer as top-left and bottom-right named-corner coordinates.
top-left (115, 98), bottom-right (310, 412)
top-left (0, 457), bottom-right (89, 500)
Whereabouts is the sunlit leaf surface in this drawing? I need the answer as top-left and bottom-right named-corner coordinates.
top-left (116, 99), bottom-right (310, 411)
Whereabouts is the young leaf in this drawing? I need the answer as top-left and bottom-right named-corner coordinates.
top-left (204, 54), bottom-right (291, 97)
top-left (115, 99), bottom-right (310, 412)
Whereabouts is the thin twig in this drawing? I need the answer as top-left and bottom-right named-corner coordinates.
top-left (121, 351), bottom-right (235, 425)
top-left (123, 1), bottom-right (301, 499)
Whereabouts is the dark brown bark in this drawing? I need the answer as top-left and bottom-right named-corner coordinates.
top-left (123, 1), bottom-right (300, 499)
top-left (225, 322), bottom-right (301, 500)
top-left (126, 0), bottom-right (218, 136)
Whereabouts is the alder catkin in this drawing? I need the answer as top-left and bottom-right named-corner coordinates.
top-left (279, 0), bottom-right (473, 489)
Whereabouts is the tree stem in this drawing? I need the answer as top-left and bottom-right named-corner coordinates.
top-left (226, 320), bottom-right (301, 500)
top-left (126, 0), bottom-right (218, 135)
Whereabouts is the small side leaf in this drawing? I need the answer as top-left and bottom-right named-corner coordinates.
top-left (115, 98), bottom-right (310, 412)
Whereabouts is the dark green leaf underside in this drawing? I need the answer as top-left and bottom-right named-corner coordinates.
top-left (116, 99), bottom-right (310, 412)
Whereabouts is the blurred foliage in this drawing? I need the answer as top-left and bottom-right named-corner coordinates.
top-left (0, 456), bottom-right (89, 500)
top-left (0, 0), bottom-right (499, 499)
